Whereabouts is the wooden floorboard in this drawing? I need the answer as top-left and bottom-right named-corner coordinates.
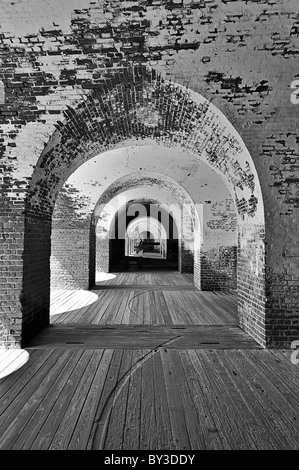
top-left (68, 349), bottom-right (113, 450)
top-left (47, 349), bottom-right (105, 450)
top-left (161, 349), bottom-right (192, 450)
top-left (13, 349), bottom-right (88, 450)
top-left (211, 350), bottom-right (277, 449)
top-left (90, 349), bottom-right (125, 450)
top-left (25, 324), bottom-right (261, 350)
top-left (101, 350), bottom-right (133, 450)
top-left (179, 349), bottom-right (223, 450)
top-left (151, 351), bottom-right (174, 450)
top-left (0, 350), bottom-right (30, 380)
top-left (1, 347), bottom-right (299, 450)
top-left (121, 349), bottom-right (143, 450)
top-left (50, 291), bottom-right (238, 327)
top-left (0, 349), bottom-right (75, 449)
top-left (95, 272), bottom-right (194, 287)
top-left (215, 350), bottom-right (297, 449)
top-left (1, 273), bottom-right (299, 450)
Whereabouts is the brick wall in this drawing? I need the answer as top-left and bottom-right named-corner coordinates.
top-left (96, 238), bottom-right (109, 273)
top-left (21, 215), bottom-right (51, 345)
top-left (50, 187), bottom-right (92, 290)
top-left (1, 0), bottom-right (298, 347)
top-left (201, 198), bottom-right (237, 290)
top-left (238, 223), bottom-right (266, 346)
top-left (201, 246), bottom-right (237, 290)
top-left (0, 207), bottom-right (24, 347)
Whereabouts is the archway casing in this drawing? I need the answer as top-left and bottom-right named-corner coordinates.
top-left (93, 173), bottom-right (200, 282)
top-left (2, 65), bottom-right (266, 348)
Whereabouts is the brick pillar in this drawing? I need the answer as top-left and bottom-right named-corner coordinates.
top-left (21, 214), bottom-right (51, 346)
top-left (51, 226), bottom-right (91, 290)
top-left (181, 243), bottom-right (194, 273)
top-left (0, 205), bottom-right (24, 348)
top-left (237, 222), bottom-right (266, 347)
top-left (89, 220), bottom-right (96, 288)
top-left (0, 205), bottom-right (51, 348)
top-left (96, 238), bottom-right (109, 274)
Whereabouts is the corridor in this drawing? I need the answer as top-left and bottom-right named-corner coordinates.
top-left (27, 272), bottom-right (257, 349)
top-left (1, 0), bottom-right (299, 452)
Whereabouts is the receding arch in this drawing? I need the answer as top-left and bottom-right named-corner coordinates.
top-left (23, 64), bottom-right (266, 347)
top-left (91, 173), bottom-right (201, 284)
top-left (26, 65), bottom-right (262, 220)
top-left (125, 216), bottom-right (168, 259)
top-left (95, 195), bottom-right (189, 278)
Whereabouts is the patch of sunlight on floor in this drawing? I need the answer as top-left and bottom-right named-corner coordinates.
top-left (50, 290), bottom-right (99, 316)
top-left (0, 349), bottom-right (30, 379)
top-left (96, 272), bottom-right (117, 282)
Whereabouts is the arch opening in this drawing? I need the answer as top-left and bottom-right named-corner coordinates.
top-left (125, 217), bottom-right (168, 261)
top-left (22, 65), bottom-right (265, 347)
top-left (108, 202), bottom-right (179, 273)
top-left (91, 175), bottom-right (200, 281)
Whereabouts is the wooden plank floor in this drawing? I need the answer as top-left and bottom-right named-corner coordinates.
top-left (0, 348), bottom-right (299, 450)
top-left (2, 272), bottom-right (298, 450)
top-left (41, 271), bottom-right (245, 350)
top-left (95, 272), bottom-right (195, 286)
top-left (25, 325), bottom-right (261, 350)
top-left (50, 272), bottom-right (238, 326)
top-left (0, 350), bottom-right (30, 380)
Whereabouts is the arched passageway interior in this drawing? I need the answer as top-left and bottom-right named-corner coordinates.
top-left (22, 66), bottom-right (265, 347)
top-left (108, 205), bottom-right (179, 272)
top-left (125, 215), bottom-right (169, 261)
top-left (49, 145), bottom-right (253, 337)
top-left (91, 175), bottom-right (200, 278)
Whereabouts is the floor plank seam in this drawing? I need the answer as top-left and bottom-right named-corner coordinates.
top-left (90, 335), bottom-right (182, 450)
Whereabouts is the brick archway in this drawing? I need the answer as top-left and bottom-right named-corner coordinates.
top-left (14, 65), bottom-right (265, 347)
top-left (94, 196), bottom-right (194, 279)
top-left (91, 172), bottom-right (200, 286)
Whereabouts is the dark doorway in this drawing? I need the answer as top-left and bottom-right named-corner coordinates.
top-left (109, 202), bottom-right (179, 272)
